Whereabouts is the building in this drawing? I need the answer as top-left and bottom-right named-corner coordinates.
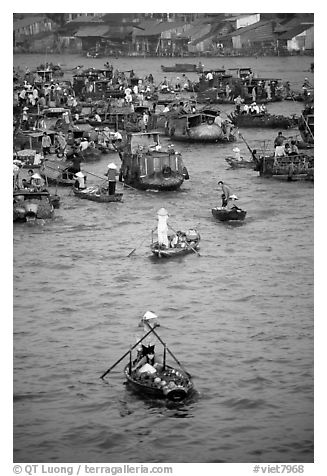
top-left (132, 20), bottom-right (192, 55)
top-left (13, 15), bottom-right (55, 47)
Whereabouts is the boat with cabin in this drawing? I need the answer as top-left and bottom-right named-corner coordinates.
top-left (40, 159), bottom-right (77, 186)
top-left (228, 111), bottom-right (294, 129)
top-left (165, 111), bottom-right (236, 142)
top-left (119, 132), bottom-right (189, 191)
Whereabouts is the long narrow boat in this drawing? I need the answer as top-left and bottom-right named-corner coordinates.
top-left (229, 112), bottom-right (294, 129)
top-left (72, 186), bottom-right (123, 202)
top-left (255, 154), bottom-right (314, 181)
top-left (212, 206), bottom-right (247, 222)
top-left (225, 157), bottom-right (255, 169)
top-left (161, 63), bottom-right (203, 73)
top-left (150, 229), bottom-right (200, 258)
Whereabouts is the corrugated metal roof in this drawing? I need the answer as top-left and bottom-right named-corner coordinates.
top-left (74, 25), bottom-right (111, 37)
top-left (68, 15), bottom-right (104, 23)
top-left (278, 24), bottom-right (313, 40)
top-left (133, 20), bottom-right (188, 37)
top-left (218, 20), bottom-right (273, 41)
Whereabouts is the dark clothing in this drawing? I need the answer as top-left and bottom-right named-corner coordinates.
top-left (108, 181), bottom-right (116, 195)
top-left (274, 135), bottom-right (286, 147)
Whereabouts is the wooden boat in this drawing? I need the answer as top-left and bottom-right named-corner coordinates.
top-left (161, 63), bottom-right (204, 73)
top-left (72, 186), bottom-right (123, 202)
top-left (120, 132), bottom-right (189, 191)
top-left (229, 112), bottom-right (293, 129)
top-left (212, 206), bottom-right (247, 222)
top-left (124, 361), bottom-right (193, 401)
top-left (150, 229), bottom-right (200, 258)
top-left (40, 160), bottom-right (76, 186)
top-left (298, 105), bottom-right (314, 146)
top-left (225, 157), bottom-right (255, 169)
top-left (100, 319), bottom-right (194, 402)
top-left (165, 113), bottom-right (236, 143)
top-left (255, 154), bottom-right (314, 181)
top-left (13, 189), bottom-right (54, 222)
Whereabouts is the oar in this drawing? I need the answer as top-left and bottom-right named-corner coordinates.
top-left (127, 234), bottom-right (148, 257)
top-left (144, 321), bottom-right (192, 378)
top-left (100, 327), bottom-right (155, 380)
top-left (168, 224), bottom-right (201, 257)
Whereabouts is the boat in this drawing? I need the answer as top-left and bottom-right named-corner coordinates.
top-left (212, 206), bottom-right (247, 222)
top-left (72, 186), bottom-right (123, 202)
top-left (150, 229), bottom-right (200, 258)
top-left (228, 112), bottom-right (294, 129)
top-left (119, 132), bottom-right (189, 191)
top-left (101, 314), bottom-right (194, 402)
top-left (13, 189), bottom-right (54, 222)
top-left (298, 105), bottom-right (314, 146)
top-left (254, 153), bottom-right (314, 181)
top-left (161, 63), bottom-right (204, 73)
top-left (225, 157), bottom-right (255, 169)
top-left (165, 112), bottom-right (236, 142)
top-left (40, 160), bottom-right (76, 186)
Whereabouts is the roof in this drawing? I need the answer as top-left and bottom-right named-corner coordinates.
top-left (74, 25), bottom-right (111, 37)
top-left (13, 15), bottom-right (50, 30)
top-left (133, 20), bottom-right (188, 37)
top-left (68, 15), bottom-right (104, 23)
top-left (218, 20), bottom-right (273, 41)
top-left (278, 24), bottom-right (313, 40)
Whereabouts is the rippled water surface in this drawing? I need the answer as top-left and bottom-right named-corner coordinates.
top-left (13, 54), bottom-right (314, 463)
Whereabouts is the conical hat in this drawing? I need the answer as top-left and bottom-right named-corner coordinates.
top-left (74, 171), bottom-right (84, 178)
top-left (143, 311), bottom-right (158, 321)
top-left (107, 163), bottom-right (117, 169)
top-left (157, 208), bottom-right (168, 216)
top-left (31, 173), bottom-right (42, 179)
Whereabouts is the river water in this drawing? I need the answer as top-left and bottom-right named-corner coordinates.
top-left (13, 54), bottom-right (314, 464)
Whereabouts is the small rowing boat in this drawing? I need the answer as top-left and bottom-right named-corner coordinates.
top-left (212, 206), bottom-right (247, 222)
top-left (150, 228), bottom-right (200, 258)
top-left (225, 157), bottom-right (255, 169)
top-left (72, 186), bottom-right (123, 202)
top-left (101, 312), bottom-right (194, 402)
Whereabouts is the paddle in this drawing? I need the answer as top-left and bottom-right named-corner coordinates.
top-left (168, 224), bottom-right (201, 257)
top-left (100, 327), bottom-right (155, 380)
top-left (82, 168), bottom-right (136, 191)
top-left (144, 321), bottom-right (192, 378)
top-left (127, 234), bottom-right (148, 257)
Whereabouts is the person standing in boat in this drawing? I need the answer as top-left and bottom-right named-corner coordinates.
top-left (156, 208), bottom-right (169, 248)
top-left (218, 181), bottom-right (231, 208)
top-left (41, 132), bottom-right (52, 156)
top-left (105, 163), bottom-right (118, 195)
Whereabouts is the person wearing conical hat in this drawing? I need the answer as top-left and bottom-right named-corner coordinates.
top-left (156, 208), bottom-right (169, 248)
top-left (31, 173), bottom-right (44, 190)
top-left (73, 171), bottom-right (86, 190)
top-left (105, 163), bottom-right (118, 195)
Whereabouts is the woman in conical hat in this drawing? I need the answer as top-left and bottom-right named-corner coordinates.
top-left (156, 208), bottom-right (169, 247)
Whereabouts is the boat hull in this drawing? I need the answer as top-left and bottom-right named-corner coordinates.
top-left (230, 113), bottom-right (293, 129)
top-left (212, 207), bottom-right (247, 222)
top-left (124, 364), bottom-right (193, 401)
top-left (72, 187), bottom-right (123, 202)
top-left (225, 157), bottom-right (255, 169)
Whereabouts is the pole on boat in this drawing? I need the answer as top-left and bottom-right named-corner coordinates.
top-left (100, 326), bottom-right (155, 380)
top-left (145, 321), bottom-right (192, 378)
top-left (163, 344), bottom-right (167, 370)
top-left (168, 224), bottom-right (201, 257)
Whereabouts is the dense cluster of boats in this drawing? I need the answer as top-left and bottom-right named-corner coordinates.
top-left (13, 60), bottom-right (314, 401)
